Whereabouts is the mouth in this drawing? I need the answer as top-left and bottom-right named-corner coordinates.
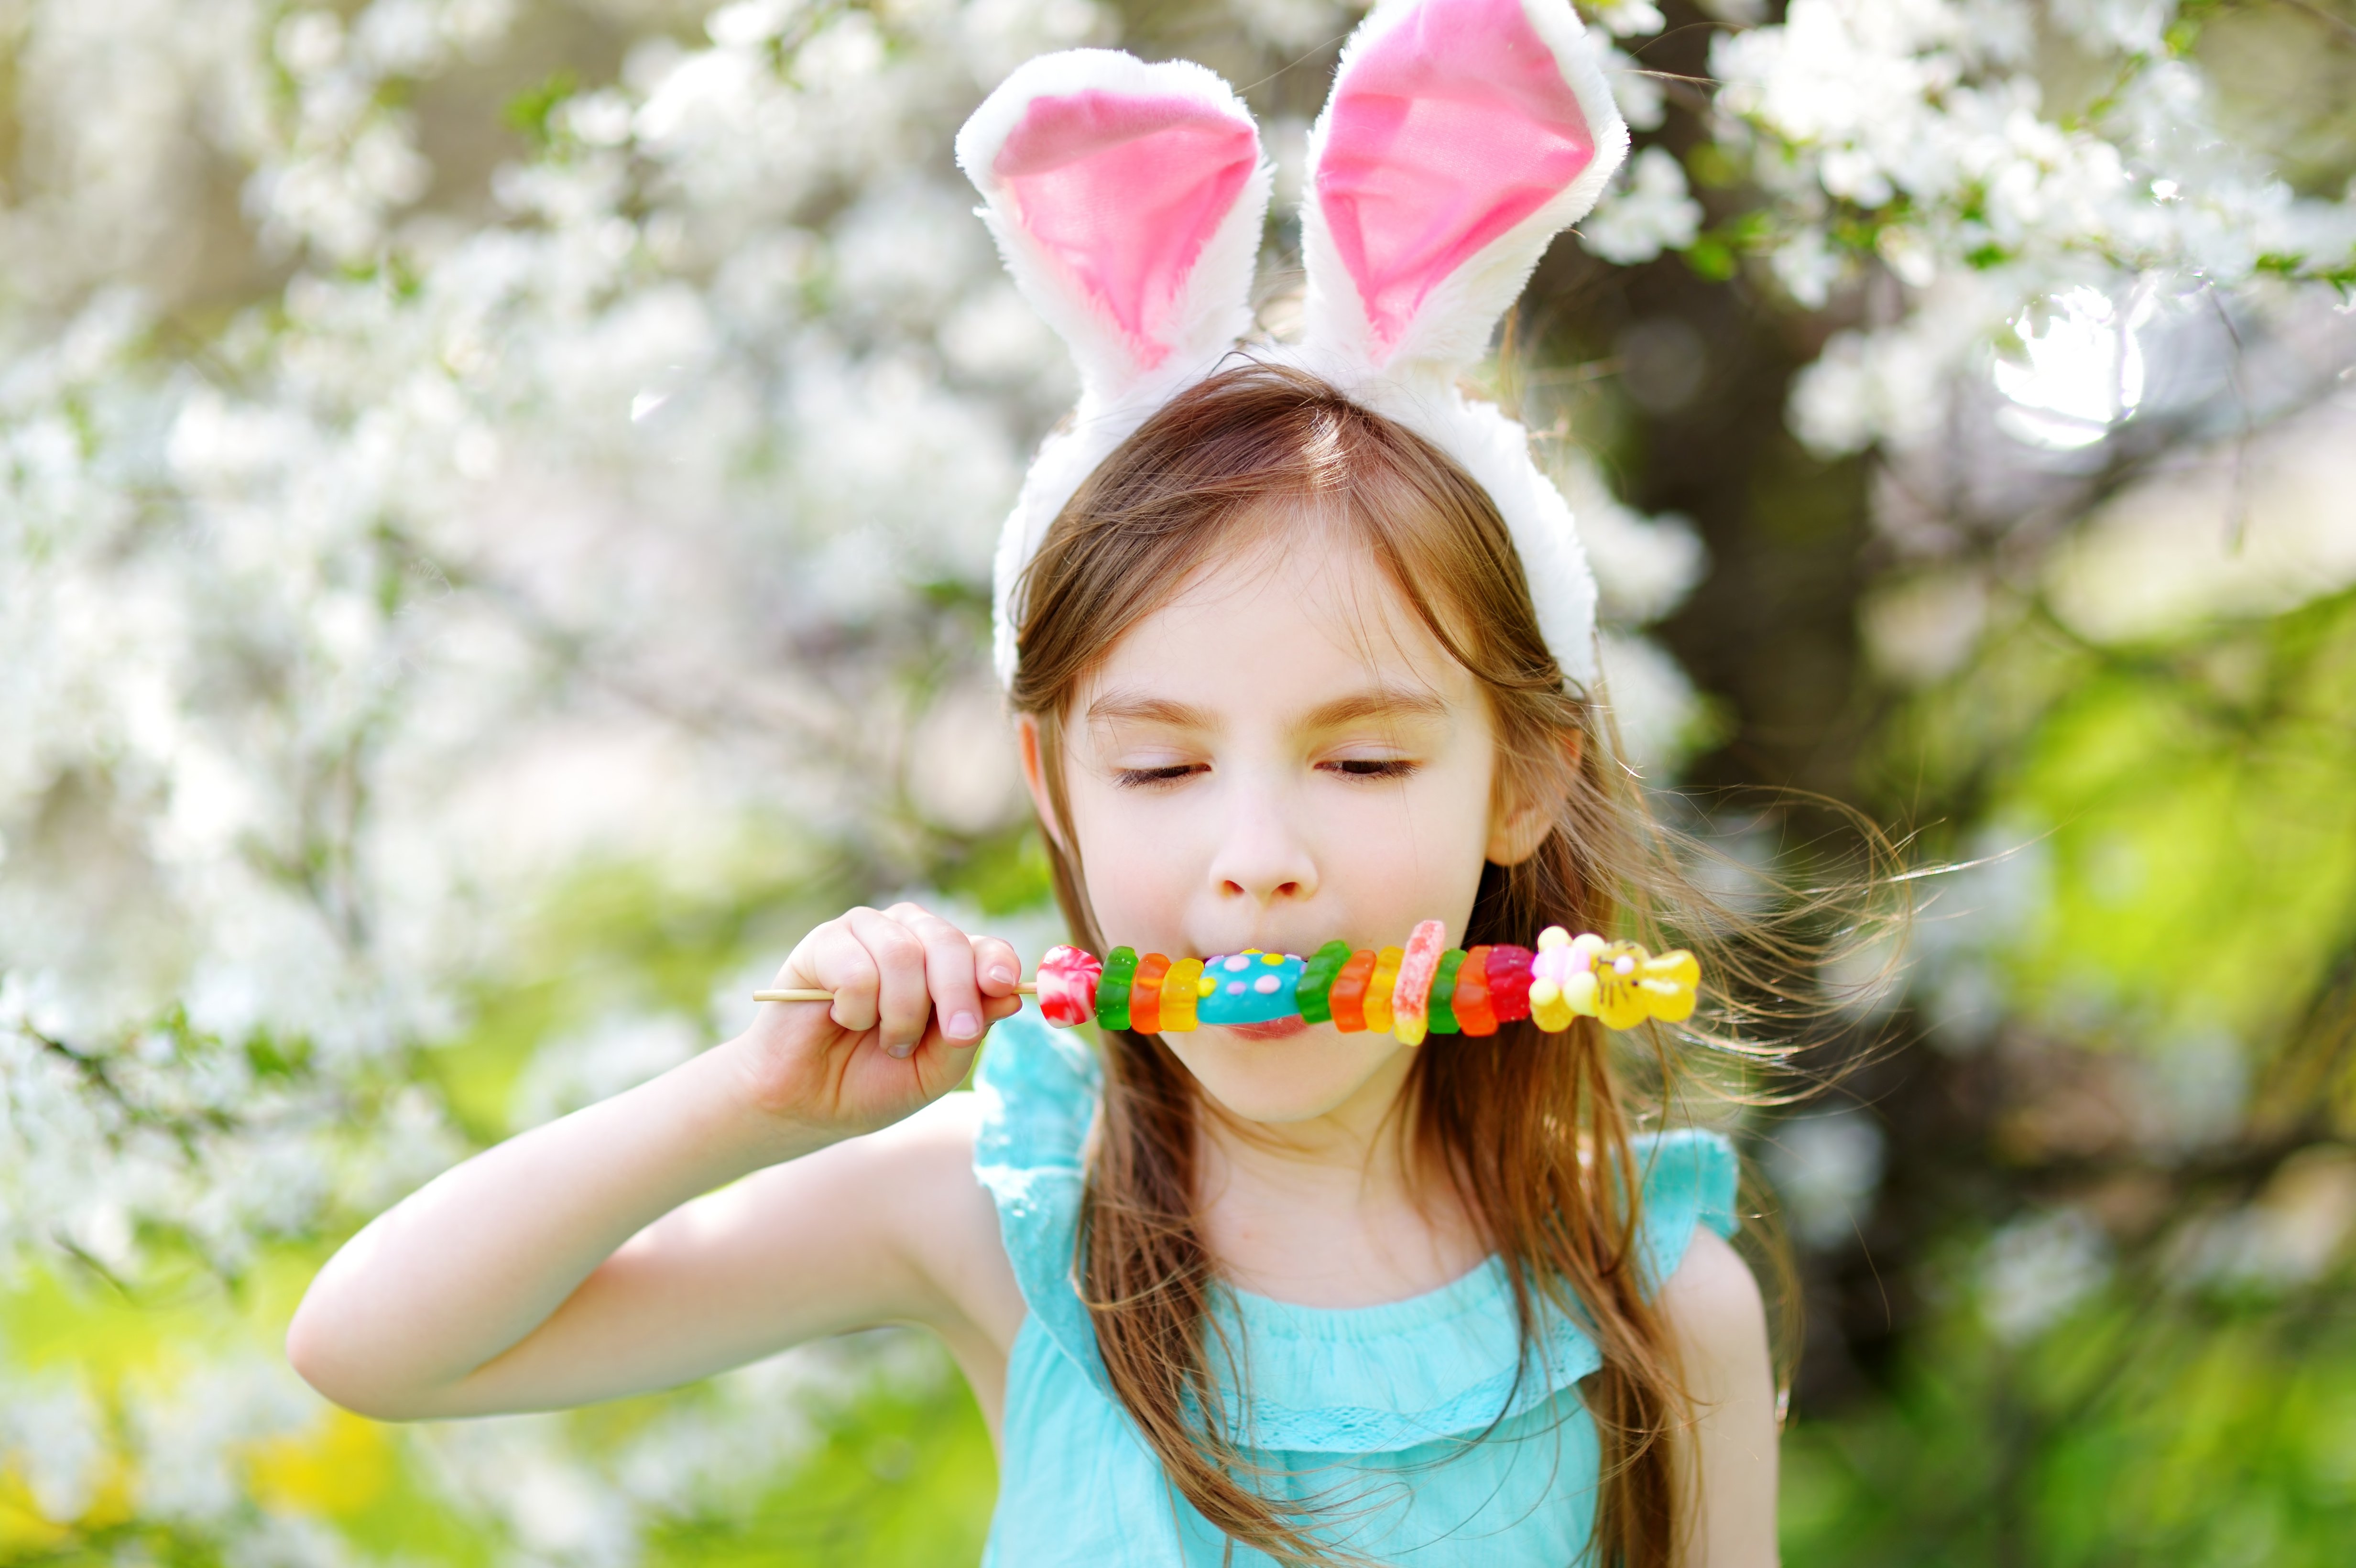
top-left (1221, 1016), bottom-right (1309, 1042)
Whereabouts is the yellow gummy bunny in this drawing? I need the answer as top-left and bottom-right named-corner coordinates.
top-left (1561, 938), bottom-right (1701, 1030)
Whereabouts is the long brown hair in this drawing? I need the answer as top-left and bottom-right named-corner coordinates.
top-left (1008, 362), bottom-right (1791, 1567)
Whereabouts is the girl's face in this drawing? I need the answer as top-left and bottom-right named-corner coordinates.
top-left (1018, 517), bottom-right (1547, 1126)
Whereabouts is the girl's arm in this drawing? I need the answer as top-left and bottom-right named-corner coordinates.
top-left (1665, 1228), bottom-right (1782, 1568)
top-left (285, 904), bottom-right (1028, 1422)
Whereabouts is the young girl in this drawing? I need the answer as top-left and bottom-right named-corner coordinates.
top-left (290, 4), bottom-right (1781, 1563)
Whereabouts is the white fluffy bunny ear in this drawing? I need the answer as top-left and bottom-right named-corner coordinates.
top-left (959, 50), bottom-right (1273, 686)
top-left (957, 51), bottom-right (1272, 412)
top-left (1300, 0), bottom-right (1627, 380)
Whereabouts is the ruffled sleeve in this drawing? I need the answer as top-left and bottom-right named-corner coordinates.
top-left (971, 1013), bottom-right (1113, 1395)
top-left (1630, 1128), bottom-right (1741, 1291)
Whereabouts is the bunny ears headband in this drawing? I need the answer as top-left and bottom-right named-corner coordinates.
top-left (957, 0), bottom-right (1629, 690)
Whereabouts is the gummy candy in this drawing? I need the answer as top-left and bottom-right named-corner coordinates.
top-left (1527, 926), bottom-right (1576, 1032)
top-left (1485, 945), bottom-right (1534, 1024)
top-left (1035, 945), bottom-right (1102, 1029)
top-left (1129, 952), bottom-right (1171, 1034)
top-left (1426, 948), bottom-right (1465, 1034)
top-left (1198, 949), bottom-right (1307, 1025)
top-left (1390, 921), bottom-right (1447, 1046)
top-left (1451, 944), bottom-right (1496, 1035)
top-left (1097, 947), bottom-right (1139, 1031)
top-left (1362, 946), bottom-right (1405, 1035)
top-left (1591, 941), bottom-right (1700, 1030)
top-left (1014, 930), bottom-right (1691, 1038)
top-left (1329, 948), bottom-right (1377, 1032)
top-left (1160, 956), bottom-right (1204, 1032)
top-left (1296, 939), bottom-right (1352, 1024)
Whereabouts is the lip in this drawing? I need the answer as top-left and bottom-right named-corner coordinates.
top-left (1222, 1016), bottom-right (1309, 1042)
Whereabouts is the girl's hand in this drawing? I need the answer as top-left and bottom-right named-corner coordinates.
top-left (729, 903), bottom-right (1025, 1139)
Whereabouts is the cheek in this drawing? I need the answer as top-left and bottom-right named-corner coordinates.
top-left (1328, 763), bottom-right (1497, 926)
top-left (1066, 791), bottom-right (1204, 947)
top-left (1160, 1025), bottom-right (1411, 1123)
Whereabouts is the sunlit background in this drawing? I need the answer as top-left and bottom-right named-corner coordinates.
top-left (3, 0), bottom-right (2354, 1562)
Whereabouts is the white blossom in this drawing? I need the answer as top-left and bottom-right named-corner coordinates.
top-left (1581, 146), bottom-right (1702, 264)
top-left (1765, 1110), bottom-right (1887, 1249)
top-left (1587, 0), bottom-right (1665, 38)
top-left (1982, 1209), bottom-right (2111, 1342)
top-left (1711, 0), bottom-right (2355, 456)
top-left (1595, 632), bottom-right (1707, 779)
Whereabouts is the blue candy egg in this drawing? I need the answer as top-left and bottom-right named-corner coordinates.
top-left (1195, 950), bottom-right (1304, 1025)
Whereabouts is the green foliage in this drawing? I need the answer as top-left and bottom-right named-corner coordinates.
top-left (1783, 1279), bottom-right (2356, 1567)
top-left (1879, 587), bottom-right (2356, 1050)
top-left (1811, 583), bottom-right (2356, 1566)
top-left (643, 1366), bottom-right (996, 1568)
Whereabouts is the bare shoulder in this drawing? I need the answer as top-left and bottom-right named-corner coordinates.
top-left (1661, 1227), bottom-right (1769, 1357)
top-left (1661, 1227), bottom-right (1782, 1568)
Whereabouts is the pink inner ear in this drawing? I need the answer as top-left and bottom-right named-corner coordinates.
top-left (1318, 0), bottom-right (1597, 359)
top-left (996, 91), bottom-right (1259, 373)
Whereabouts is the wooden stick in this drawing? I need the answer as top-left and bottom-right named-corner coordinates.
top-left (754, 982), bottom-right (1038, 1003)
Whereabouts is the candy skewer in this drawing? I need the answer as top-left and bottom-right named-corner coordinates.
top-left (752, 924), bottom-right (1700, 1036)
top-left (753, 983), bottom-right (1039, 1002)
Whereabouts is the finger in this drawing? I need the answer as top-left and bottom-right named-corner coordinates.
top-left (778, 918), bottom-right (882, 1034)
top-left (885, 902), bottom-right (988, 1048)
top-left (848, 906), bottom-right (933, 1058)
top-left (971, 936), bottom-right (1023, 999)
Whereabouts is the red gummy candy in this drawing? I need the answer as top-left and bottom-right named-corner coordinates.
top-left (1485, 944), bottom-right (1534, 1024)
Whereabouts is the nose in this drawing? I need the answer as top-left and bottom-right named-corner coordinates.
top-left (1205, 777), bottom-right (1319, 910)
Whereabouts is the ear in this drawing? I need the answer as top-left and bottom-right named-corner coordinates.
top-left (1485, 725), bottom-right (1581, 866)
top-left (1015, 713), bottom-right (1070, 855)
top-left (1300, 0), bottom-right (1627, 378)
top-left (957, 50), bottom-right (1273, 410)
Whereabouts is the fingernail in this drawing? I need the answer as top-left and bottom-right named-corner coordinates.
top-left (948, 1010), bottom-right (981, 1040)
top-left (987, 965), bottom-right (1017, 988)
top-left (886, 1040), bottom-right (915, 1059)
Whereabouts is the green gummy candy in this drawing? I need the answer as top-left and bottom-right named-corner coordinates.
top-left (1296, 939), bottom-right (1353, 1024)
top-left (1096, 946), bottom-right (1138, 1031)
top-left (1427, 949), bottom-right (1467, 1034)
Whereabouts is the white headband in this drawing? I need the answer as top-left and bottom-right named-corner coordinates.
top-left (956, 0), bottom-right (1628, 690)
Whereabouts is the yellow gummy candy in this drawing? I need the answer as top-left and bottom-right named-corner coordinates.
top-left (1585, 940), bottom-right (1702, 1030)
top-left (1563, 970), bottom-right (1600, 1017)
top-left (1528, 977), bottom-right (1575, 1033)
top-left (1363, 946), bottom-right (1404, 1035)
top-left (1637, 949), bottom-right (1700, 1023)
top-left (1639, 977), bottom-right (1696, 1023)
top-left (1644, 949), bottom-right (1701, 988)
top-left (1162, 957), bottom-right (1205, 1031)
top-left (1596, 984), bottom-right (1649, 1031)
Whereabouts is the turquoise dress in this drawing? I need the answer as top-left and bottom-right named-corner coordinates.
top-left (971, 1013), bottom-right (1739, 1566)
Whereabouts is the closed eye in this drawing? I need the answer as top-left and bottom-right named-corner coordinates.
top-left (1321, 758), bottom-right (1418, 781)
top-left (1113, 763), bottom-right (1205, 790)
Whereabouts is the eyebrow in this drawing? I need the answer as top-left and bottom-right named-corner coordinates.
top-left (1299, 687), bottom-right (1451, 730)
top-left (1083, 693), bottom-right (1220, 731)
top-left (1081, 686), bottom-right (1451, 733)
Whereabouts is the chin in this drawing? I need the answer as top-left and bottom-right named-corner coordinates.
top-left (1162, 1024), bottom-right (1408, 1123)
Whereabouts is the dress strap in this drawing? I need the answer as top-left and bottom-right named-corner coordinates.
top-left (971, 1013), bottom-right (1113, 1394)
